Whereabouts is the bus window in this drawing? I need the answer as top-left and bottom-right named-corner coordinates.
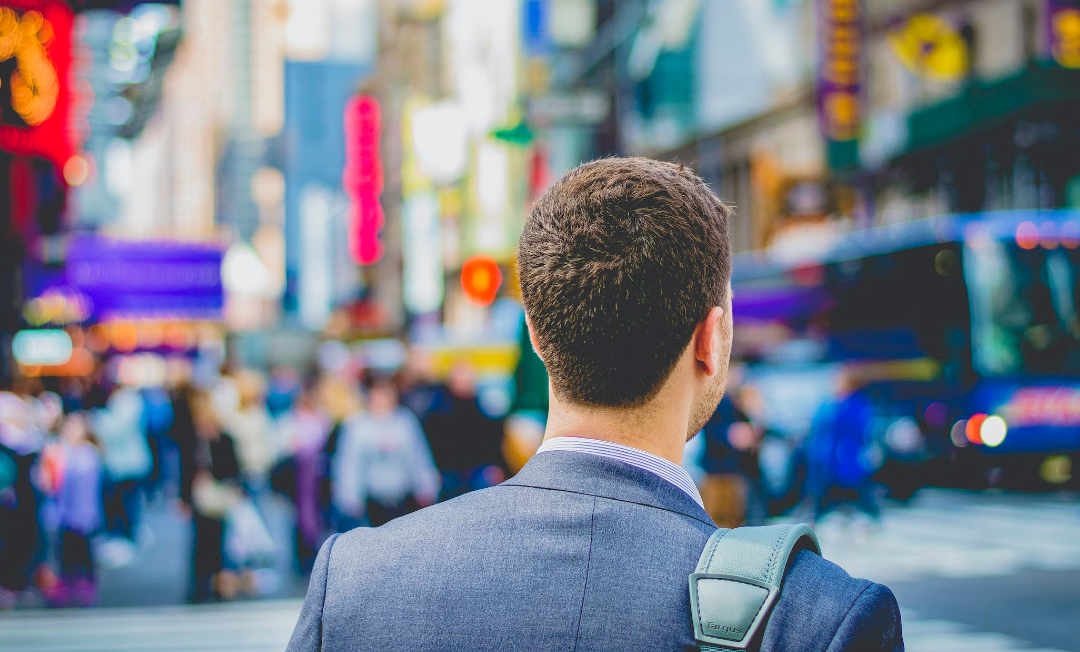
top-left (965, 240), bottom-right (1080, 376)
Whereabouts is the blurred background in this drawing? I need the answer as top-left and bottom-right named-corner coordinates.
top-left (0, 0), bottom-right (1079, 650)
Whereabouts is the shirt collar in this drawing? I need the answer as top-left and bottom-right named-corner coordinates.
top-left (535, 436), bottom-right (704, 508)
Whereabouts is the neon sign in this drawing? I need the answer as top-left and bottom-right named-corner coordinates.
top-left (343, 94), bottom-right (384, 265)
top-left (0, 0), bottom-right (73, 169)
top-left (816, 0), bottom-right (862, 142)
top-left (1048, 0), bottom-right (1080, 69)
top-left (1001, 386), bottom-right (1080, 427)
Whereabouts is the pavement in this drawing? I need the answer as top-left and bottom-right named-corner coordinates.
top-left (0, 488), bottom-right (1077, 651)
top-left (0, 600), bottom-right (302, 652)
top-left (94, 494), bottom-right (307, 608)
top-left (814, 489), bottom-right (1080, 652)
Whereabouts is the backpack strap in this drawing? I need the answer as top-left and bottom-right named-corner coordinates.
top-left (689, 524), bottom-right (820, 651)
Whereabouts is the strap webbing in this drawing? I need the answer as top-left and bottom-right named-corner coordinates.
top-left (695, 524), bottom-right (820, 587)
top-left (692, 524), bottom-right (820, 651)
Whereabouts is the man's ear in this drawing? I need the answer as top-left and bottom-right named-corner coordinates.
top-left (694, 306), bottom-right (726, 377)
top-left (524, 313), bottom-right (545, 362)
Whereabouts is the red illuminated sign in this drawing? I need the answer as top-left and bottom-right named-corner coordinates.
top-left (0, 0), bottom-right (74, 169)
top-left (343, 95), bottom-right (384, 265)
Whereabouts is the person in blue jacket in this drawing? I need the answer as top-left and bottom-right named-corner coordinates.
top-left (805, 368), bottom-right (881, 525)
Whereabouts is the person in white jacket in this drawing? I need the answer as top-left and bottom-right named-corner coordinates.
top-left (216, 370), bottom-right (278, 494)
top-left (332, 375), bottom-right (440, 529)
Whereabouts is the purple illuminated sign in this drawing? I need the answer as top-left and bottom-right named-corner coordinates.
top-left (58, 235), bottom-right (224, 321)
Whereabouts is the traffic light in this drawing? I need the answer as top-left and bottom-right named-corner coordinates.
top-left (460, 255), bottom-right (502, 306)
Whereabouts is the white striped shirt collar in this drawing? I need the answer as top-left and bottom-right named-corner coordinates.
top-left (535, 436), bottom-right (704, 508)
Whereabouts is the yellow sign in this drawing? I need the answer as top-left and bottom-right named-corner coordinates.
top-left (1052, 8), bottom-right (1080, 69)
top-left (888, 14), bottom-right (968, 82)
top-left (818, 0), bottom-right (862, 142)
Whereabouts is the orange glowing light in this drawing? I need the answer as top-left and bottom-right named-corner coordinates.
top-left (87, 324), bottom-right (110, 353)
top-left (67, 326), bottom-right (84, 349)
top-left (110, 322), bottom-right (138, 352)
top-left (1039, 222), bottom-right (1059, 249)
top-left (966, 413), bottom-right (987, 445)
top-left (164, 323), bottom-right (194, 349)
top-left (1061, 222), bottom-right (1080, 249)
top-left (63, 154), bottom-right (88, 186)
top-left (461, 255), bottom-right (502, 306)
top-left (0, 1), bottom-right (73, 169)
top-left (137, 322), bottom-right (165, 349)
top-left (1015, 221), bottom-right (1039, 250)
top-left (0, 9), bottom-right (60, 126)
top-left (20, 347), bottom-right (93, 377)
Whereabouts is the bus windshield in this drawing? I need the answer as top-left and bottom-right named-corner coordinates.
top-left (965, 239), bottom-right (1080, 377)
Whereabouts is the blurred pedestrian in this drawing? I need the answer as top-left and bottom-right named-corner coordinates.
top-left (141, 382), bottom-right (175, 503)
top-left (171, 382), bottom-right (198, 514)
top-left (0, 390), bottom-right (44, 607)
top-left (219, 370), bottom-right (278, 497)
top-left (422, 362), bottom-right (506, 500)
top-left (58, 377), bottom-right (89, 415)
top-left (266, 366), bottom-right (301, 419)
top-left (182, 390), bottom-right (243, 603)
top-left (315, 373), bottom-right (363, 528)
top-left (277, 384), bottom-right (331, 572)
top-left (83, 367), bottom-right (111, 411)
top-left (805, 368), bottom-right (882, 526)
top-left (52, 412), bottom-right (104, 607)
top-left (92, 383), bottom-right (152, 564)
top-left (398, 349), bottom-right (441, 423)
top-left (699, 389), bottom-right (759, 528)
top-left (332, 374), bottom-right (439, 528)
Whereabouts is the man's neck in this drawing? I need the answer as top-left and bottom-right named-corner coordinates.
top-left (542, 392), bottom-right (691, 466)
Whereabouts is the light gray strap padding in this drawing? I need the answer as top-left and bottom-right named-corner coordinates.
top-left (695, 523), bottom-right (820, 586)
top-left (690, 524), bottom-right (821, 651)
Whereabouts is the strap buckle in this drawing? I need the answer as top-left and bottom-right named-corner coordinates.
top-left (688, 573), bottom-right (780, 650)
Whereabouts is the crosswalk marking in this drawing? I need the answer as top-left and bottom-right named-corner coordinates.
top-left (811, 495), bottom-right (1080, 583)
top-left (0, 600), bottom-right (302, 652)
top-left (3, 600), bottom-right (1070, 652)
top-left (902, 613), bottom-right (1069, 652)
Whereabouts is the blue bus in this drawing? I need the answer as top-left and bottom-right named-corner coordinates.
top-left (731, 210), bottom-right (1080, 499)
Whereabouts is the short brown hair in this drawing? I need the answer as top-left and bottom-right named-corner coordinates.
top-left (518, 157), bottom-right (733, 408)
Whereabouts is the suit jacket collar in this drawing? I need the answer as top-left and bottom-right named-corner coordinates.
top-left (503, 450), bottom-right (715, 527)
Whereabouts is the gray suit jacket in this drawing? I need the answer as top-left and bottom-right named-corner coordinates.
top-left (287, 450), bottom-right (904, 651)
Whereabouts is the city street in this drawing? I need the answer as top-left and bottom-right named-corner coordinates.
top-left (1, 489), bottom-right (1077, 652)
top-left (1, 0), bottom-right (1078, 649)
top-left (816, 490), bottom-right (1080, 652)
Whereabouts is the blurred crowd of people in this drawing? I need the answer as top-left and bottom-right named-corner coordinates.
top-left (0, 353), bottom-right (509, 608)
top-left (0, 346), bottom-right (889, 610)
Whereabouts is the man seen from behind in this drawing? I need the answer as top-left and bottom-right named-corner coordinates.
top-left (287, 157), bottom-right (904, 651)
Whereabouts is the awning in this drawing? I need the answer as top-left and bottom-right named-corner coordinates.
top-left (906, 63), bottom-right (1080, 153)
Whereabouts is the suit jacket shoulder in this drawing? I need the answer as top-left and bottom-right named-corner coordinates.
top-left (286, 452), bottom-right (904, 652)
top-left (765, 550), bottom-right (904, 652)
